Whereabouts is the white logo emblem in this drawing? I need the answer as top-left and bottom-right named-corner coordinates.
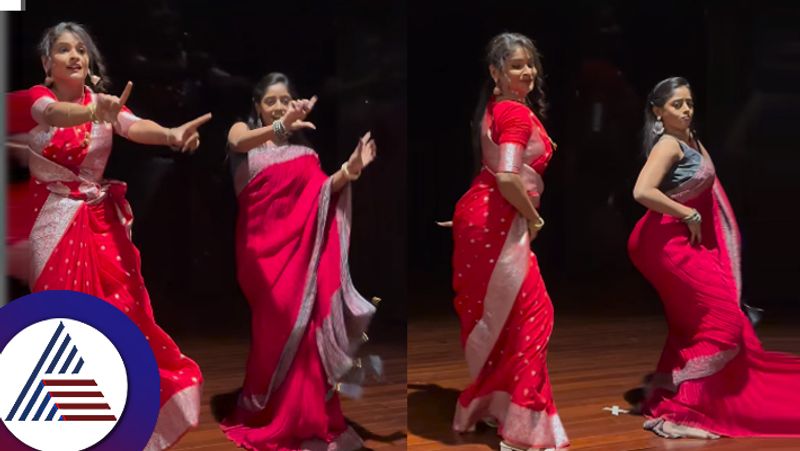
top-left (0, 319), bottom-right (128, 451)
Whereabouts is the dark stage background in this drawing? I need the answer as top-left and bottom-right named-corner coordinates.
top-left (409, 0), bottom-right (800, 319)
top-left (9, 0), bottom-right (407, 341)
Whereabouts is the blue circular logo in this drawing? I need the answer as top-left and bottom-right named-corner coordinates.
top-left (0, 291), bottom-right (159, 451)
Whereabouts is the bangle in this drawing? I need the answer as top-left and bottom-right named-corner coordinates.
top-left (272, 119), bottom-right (288, 140)
top-left (530, 216), bottom-right (545, 231)
top-left (87, 103), bottom-right (98, 123)
top-left (681, 209), bottom-right (702, 224)
top-left (341, 162), bottom-right (361, 181)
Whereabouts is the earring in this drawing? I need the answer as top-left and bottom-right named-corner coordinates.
top-left (492, 80), bottom-right (502, 96)
top-left (43, 58), bottom-right (53, 86)
top-left (653, 117), bottom-right (664, 135)
top-left (89, 71), bottom-right (101, 86)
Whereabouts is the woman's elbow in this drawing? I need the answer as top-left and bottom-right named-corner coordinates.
top-left (228, 138), bottom-right (247, 153)
top-left (495, 171), bottom-right (520, 186)
top-left (42, 104), bottom-right (58, 124)
top-left (632, 187), bottom-right (648, 203)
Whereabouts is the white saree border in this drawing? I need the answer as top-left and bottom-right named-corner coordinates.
top-left (300, 425), bottom-right (364, 451)
top-left (464, 213), bottom-right (530, 380)
top-left (28, 150), bottom-right (82, 284)
top-left (27, 138), bottom-right (129, 285)
top-left (316, 183), bottom-right (376, 383)
top-left (143, 384), bottom-right (201, 451)
top-left (650, 345), bottom-right (740, 393)
top-left (453, 391), bottom-right (569, 449)
top-left (29, 191), bottom-right (82, 284)
top-left (233, 144), bottom-right (318, 195)
top-left (713, 180), bottom-right (743, 302)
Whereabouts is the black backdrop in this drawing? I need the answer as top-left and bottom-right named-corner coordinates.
top-left (9, 0), bottom-right (407, 341)
top-left (408, 0), bottom-right (800, 319)
top-left (8, 0), bottom-right (800, 335)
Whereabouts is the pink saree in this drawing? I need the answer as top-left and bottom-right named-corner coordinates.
top-left (8, 85), bottom-right (203, 449)
top-left (628, 140), bottom-right (800, 437)
top-left (451, 99), bottom-right (569, 449)
top-left (221, 143), bottom-right (376, 450)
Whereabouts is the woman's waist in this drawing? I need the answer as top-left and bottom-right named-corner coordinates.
top-left (480, 165), bottom-right (543, 197)
top-left (631, 206), bottom-right (718, 247)
top-left (33, 178), bottom-right (126, 202)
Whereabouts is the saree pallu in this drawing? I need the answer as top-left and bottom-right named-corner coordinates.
top-left (10, 85), bottom-right (203, 450)
top-left (628, 152), bottom-right (800, 437)
top-left (26, 143), bottom-right (202, 451)
top-left (222, 144), bottom-right (375, 451)
top-left (451, 169), bottom-right (568, 449)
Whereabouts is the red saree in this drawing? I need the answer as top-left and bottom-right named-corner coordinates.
top-left (628, 140), bottom-right (800, 437)
top-left (451, 100), bottom-right (569, 449)
top-left (221, 143), bottom-right (376, 450)
top-left (7, 85), bottom-right (203, 450)
top-left (7, 89), bottom-right (38, 283)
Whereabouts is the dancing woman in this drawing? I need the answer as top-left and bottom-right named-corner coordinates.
top-left (220, 72), bottom-right (380, 450)
top-left (8, 22), bottom-right (211, 449)
top-left (450, 33), bottom-right (569, 451)
top-left (629, 76), bottom-right (800, 439)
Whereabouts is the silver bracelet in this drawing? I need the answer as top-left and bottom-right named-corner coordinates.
top-left (272, 119), bottom-right (288, 139)
top-left (681, 209), bottom-right (702, 224)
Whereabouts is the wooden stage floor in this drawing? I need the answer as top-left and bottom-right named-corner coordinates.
top-left (408, 314), bottom-right (800, 451)
top-left (170, 337), bottom-right (407, 450)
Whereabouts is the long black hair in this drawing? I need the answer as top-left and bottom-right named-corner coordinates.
top-left (471, 32), bottom-right (548, 170)
top-left (642, 76), bottom-right (699, 155)
top-left (38, 22), bottom-right (110, 93)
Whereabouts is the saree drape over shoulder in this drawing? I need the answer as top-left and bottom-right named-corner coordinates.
top-left (7, 85), bottom-right (202, 450)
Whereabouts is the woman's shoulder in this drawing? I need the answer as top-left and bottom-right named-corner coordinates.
top-left (28, 84), bottom-right (57, 97)
top-left (491, 98), bottom-right (532, 117)
top-left (491, 99), bottom-right (533, 130)
top-left (649, 135), bottom-right (684, 161)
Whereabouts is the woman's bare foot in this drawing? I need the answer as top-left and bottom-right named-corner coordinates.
top-left (644, 418), bottom-right (721, 439)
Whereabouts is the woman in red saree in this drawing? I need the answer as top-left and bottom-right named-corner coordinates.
top-left (8, 22), bottom-right (211, 449)
top-left (629, 76), bottom-right (800, 439)
top-left (7, 89), bottom-right (37, 285)
top-left (220, 72), bottom-right (379, 450)
top-left (450, 33), bottom-right (569, 451)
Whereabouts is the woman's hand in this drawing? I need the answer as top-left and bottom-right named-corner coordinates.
top-left (281, 96), bottom-right (317, 131)
top-left (686, 221), bottom-right (702, 246)
top-left (527, 217), bottom-right (543, 241)
top-left (94, 81), bottom-right (133, 123)
top-left (682, 209), bottom-right (702, 246)
top-left (346, 131), bottom-right (377, 175)
top-left (167, 113), bottom-right (213, 153)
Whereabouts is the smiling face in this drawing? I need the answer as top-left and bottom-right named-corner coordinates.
top-left (490, 46), bottom-right (537, 99)
top-left (43, 31), bottom-right (89, 87)
top-left (653, 85), bottom-right (694, 135)
top-left (256, 82), bottom-right (293, 125)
